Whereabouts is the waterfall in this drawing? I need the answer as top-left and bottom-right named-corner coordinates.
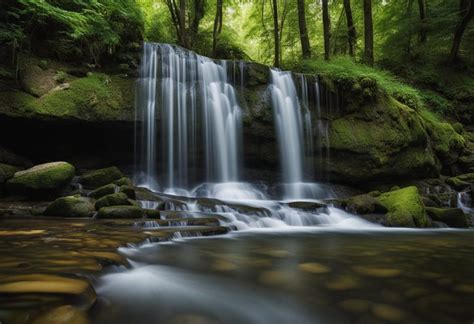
top-left (135, 43), bottom-right (243, 192)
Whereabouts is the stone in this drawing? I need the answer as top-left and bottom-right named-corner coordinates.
top-left (113, 177), bottom-right (133, 186)
top-left (95, 192), bottom-right (131, 210)
top-left (298, 262), bottom-right (330, 274)
top-left (44, 196), bottom-right (95, 217)
top-left (377, 186), bottom-right (430, 227)
top-left (325, 275), bottom-right (359, 290)
top-left (371, 303), bottom-right (406, 322)
top-left (286, 201), bottom-right (328, 213)
top-left (32, 305), bottom-right (89, 324)
top-left (446, 173), bottom-right (474, 191)
top-left (120, 185), bottom-right (136, 199)
top-left (0, 274), bottom-right (90, 295)
top-left (426, 207), bottom-right (468, 228)
top-left (346, 194), bottom-right (388, 214)
top-left (0, 163), bottom-right (21, 184)
top-left (352, 266), bottom-right (401, 278)
top-left (6, 162), bottom-right (75, 197)
top-left (88, 183), bottom-right (118, 199)
top-left (96, 206), bottom-right (144, 219)
top-left (79, 166), bottom-right (124, 189)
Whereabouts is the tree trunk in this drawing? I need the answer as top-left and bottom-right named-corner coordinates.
top-left (190, 0), bottom-right (205, 47)
top-left (212, 0), bottom-right (223, 56)
top-left (449, 0), bottom-right (473, 63)
top-left (322, 0), bottom-right (331, 60)
top-left (363, 0), bottom-right (374, 66)
top-left (272, 0), bottom-right (280, 67)
top-left (297, 0), bottom-right (311, 58)
top-left (179, 0), bottom-right (187, 47)
top-left (343, 0), bottom-right (356, 57)
top-left (418, 0), bottom-right (427, 44)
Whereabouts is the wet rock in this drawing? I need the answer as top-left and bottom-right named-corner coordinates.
top-left (44, 196), bottom-right (95, 217)
top-left (377, 186), bottom-right (430, 227)
top-left (95, 193), bottom-right (131, 210)
top-left (120, 185), bottom-right (136, 199)
top-left (0, 274), bottom-right (91, 295)
top-left (96, 206), bottom-right (144, 219)
top-left (371, 303), bottom-right (406, 322)
top-left (144, 209), bottom-right (161, 218)
top-left (32, 305), bottom-right (89, 324)
top-left (286, 201), bottom-right (328, 213)
top-left (79, 167), bottom-right (124, 189)
top-left (89, 183), bottom-right (118, 199)
top-left (352, 266), bottom-right (401, 278)
top-left (425, 207), bottom-right (468, 228)
top-left (6, 162), bottom-right (75, 197)
top-left (346, 194), bottom-right (387, 214)
top-left (446, 173), bottom-right (474, 191)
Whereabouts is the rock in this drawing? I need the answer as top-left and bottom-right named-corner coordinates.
top-left (96, 206), bottom-right (144, 219)
top-left (120, 185), bottom-right (136, 199)
top-left (79, 167), bottom-right (124, 189)
top-left (0, 163), bottom-right (21, 183)
top-left (286, 201), bottom-right (328, 213)
top-left (298, 262), bottom-right (330, 274)
top-left (32, 305), bottom-right (89, 324)
top-left (446, 173), bottom-right (474, 191)
top-left (346, 194), bottom-right (387, 214)
top-left (113, 177), bottom-right (133, 186)
top-left (144, 209), bottom-right (161, 218)
top-left (0, 274), bottom-right (91, 295)
top-left (425, 207), bottom-right (468, 228)
top-left (44, 196), bottom-right (95, 217)
top-left (88, 183), bottom-right (118, 199)
top-left (6, 162), bottom-right (75, 197)
top-left (377, 186), bottom-right (430, 227)
top-left (49, 82), bottom-right (70, 93)
top-left (94, 192), bottom-right (131, 210)
top-left (21, 62), bottom-right (57, 97)
top-left (352, 266), bottom-right (401, 278)
top-left (371, 303), bottom-right (406, 322)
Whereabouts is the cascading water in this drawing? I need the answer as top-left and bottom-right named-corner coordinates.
top-left (135, 43), bottom-right (372, 228)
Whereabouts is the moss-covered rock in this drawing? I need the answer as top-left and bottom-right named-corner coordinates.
top-left (79, 167), bottom-right (124, 189)
top-left (425, 207), bottom-right (467, 228)
top-left (95, 192), bottom-right (131, 210)
top-left (44, 196), bottom-right (95, 217)
top-left (113, 177), bottom-right (133, 186)
top-left (6, 162), bottom-right (75, 197)
top-left (377, 186), bottom-right (430, 227)
top-left (346, 194), bottom-right (387, 215)
top-left (96, 205), bottom-right (144, 219)
top-left (0, 163), bottom-right (21, 184)
top-left (88, 183), bottom-right (118, 199)
top-left (120, 185), bottom-right (136, 199)
top-left (446, 173), bottom-right (474, 191)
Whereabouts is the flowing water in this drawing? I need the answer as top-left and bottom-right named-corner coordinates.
top-left (114, 43), bottom-right (474, 323)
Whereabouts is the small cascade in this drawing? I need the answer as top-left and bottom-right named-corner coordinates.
top-left (314, 78), bottom-right (330, 180)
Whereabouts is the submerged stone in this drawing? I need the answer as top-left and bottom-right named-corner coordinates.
top-left (338, 299), bottom-right (371, 313)
top-left (298, 262), bottom-right (330, 274)
top-left (6, 162), bottom-right (75, 197)
top-left (79, 167), bottom-right (124, 189)
top-left (352, 266), bottom-right (401, 278)
top-left (371, 303), bottom-right (406, 322)
top-left (44, 196), bottom-right (95, 217)
top-left (96, 205), bottom-right (144, 219)
top-left (0, 274), bottom-right (90, 295)
top-left (32, 305), bottom-right (89, 324)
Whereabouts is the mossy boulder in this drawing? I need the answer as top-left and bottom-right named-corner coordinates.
top-left (120, 185), bottom-right (136, 199)
top-left (44, 196), bottom-right (95, 217)
top-left (377, 186), bottom-right (430, 227)
top-left (113, 177), bottom-right (133, 186)
top-left (346, 194), bottom-right (388, 215)
top-left (96, 205), bottom-right (144, 219)
top-left (79, 167), bottom-right (124, 189)
top-left (425, 207), bottom-right (468, 228)
top-left (94, 192), bottom-right (131, 210)
top-left (88, 183), bottom-right (118, 199)
top-left (6, 162), bottom-right (75, 197)
top-left (446, 173), bottom-right (474, 191)
top-left (0, 163), bottom-right (21, 184)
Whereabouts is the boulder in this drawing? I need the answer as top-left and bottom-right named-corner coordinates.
top-left (377, 186), bottom-right (430, 227)
top-left (346, 194), bottom-right (387, 214)
top-left (120, 185), bottom-right (136, 199)
top-left (94, 192), bottom-right (131, 210)
top-left (6, 162), bottom-right (75, 197)
top-left (96, 206), bottom-right (144, 219)
top-left (79, 166), bottom-right (124, 189)
top-left (113, 177), bottom-right (133, 186)
top-left (286, 201), bottom-right (328, 213)
top-left (44, 196), bottom-right (95, 217)
top-left (0, 163), bottom-right (21, 184)
top-left (88, 183), bottom-right (118, 199)
top-left (425, 207), bottom-right (468, 228)
top-left (446, 173), bottom-right (474, 191)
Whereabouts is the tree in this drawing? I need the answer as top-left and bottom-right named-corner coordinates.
top-left (343, 0), bottom-right (356, 57)
top-left (271, 0), bottom-right (280, 67)
top-left (448, 0), bottom-right (473, 63)
top-left (297, 0), bottom-right (311, 58)
top-left (418, 0), bottom-right (427, 44)
top-left (363, 0), bottom-right (374, 66)
top-left (322, 0), bottom-right (331, 60)
top-left (212, 0), bottom-right (223, 56)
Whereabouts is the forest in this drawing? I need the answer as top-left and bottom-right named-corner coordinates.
top-left (0, 1), bottom-right (474, 324)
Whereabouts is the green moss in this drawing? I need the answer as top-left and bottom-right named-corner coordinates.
top-left (446, 173), bottom-right (474, 190)
top-left (44, 196), bottom-right (95, 217)
top-left (88, 183), bottom-right (118, 199)
top-left (113, 177), bottom-right (133, 186)
top-left (378, 186), bottom-right (430, 228)
top-left (346, 194), bottom-right (387, 215)
top-left (94, 192), bottom-right (131, 210)
top-left (6, 162), bottom-right (75, 195)
top-left (425, 207), bottom-right (467, 228)
top-left (120, 185), bottom-right (136, 199)
top-left (96, 205), bottom-right (144, 219)
top-left (0, 163), bottom-right (21, 183)
top-left (79, 166), bottom-right (124, 189)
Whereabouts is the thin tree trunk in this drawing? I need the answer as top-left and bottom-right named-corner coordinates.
top-left (190, 0), bottom-right (204, 47)
top-left (212, 0), bottom-right (223, 56)
top-left (343, 0), bottom-right (356, 57)
top-left (418, 0), bottom-right (427, 43)
top-left (178, 0), bottom-right (187, 47)
top-left (322, 0), bottom-right (331, 60)
top-left (297, 0), bottom-right (311, 58)
top-left (449, 0), bottom-right (473, 63)
top-left (363, 0), bottom-right (374, 66)
top-left (272, 0), bottom-right (280, 67)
